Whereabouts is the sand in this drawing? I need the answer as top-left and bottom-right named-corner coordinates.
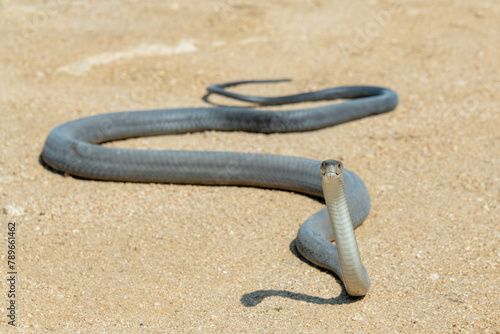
top-left (1, 0), bottom-right (498, 332)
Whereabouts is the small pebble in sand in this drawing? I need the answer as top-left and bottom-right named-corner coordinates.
top-left (2, 204), bottom-right (25, 216)
top-left (429, 273), bottom-right (440, 280)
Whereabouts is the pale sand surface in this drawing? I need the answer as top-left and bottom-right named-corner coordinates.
top-left (1, 0), bottom-right (499, 332)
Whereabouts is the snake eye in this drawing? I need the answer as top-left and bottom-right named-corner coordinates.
top-left (320, 161), bottom-right (327, 175)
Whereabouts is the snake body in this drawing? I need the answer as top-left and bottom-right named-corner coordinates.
top-left (41, 80), bottom-right (398, 296)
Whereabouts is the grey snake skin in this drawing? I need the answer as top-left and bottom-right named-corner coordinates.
top-left (41, 79), bottom-right (398, 296)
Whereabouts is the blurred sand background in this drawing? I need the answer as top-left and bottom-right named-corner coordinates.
top-left (0, 0), bottom-right (499, 332)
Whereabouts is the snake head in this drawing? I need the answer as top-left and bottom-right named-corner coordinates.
top-left (320, 159), bottom-right (344, 178)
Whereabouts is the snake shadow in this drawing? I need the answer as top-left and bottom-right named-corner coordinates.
top-left (202, 92), bottom-right (257, 108)
top-left (240, 239), bottom-right (365, 307)
top-left (38, 154), bottom-right (65, 176)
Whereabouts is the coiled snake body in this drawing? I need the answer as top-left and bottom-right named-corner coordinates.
top-left (42, 80), bottom-right (398, 296)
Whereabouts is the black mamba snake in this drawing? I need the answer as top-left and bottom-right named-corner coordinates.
top-left (41, 79), bottom-right (398, 296)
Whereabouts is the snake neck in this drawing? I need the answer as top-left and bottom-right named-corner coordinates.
top-left (322, 174), bottom-right (370, 296)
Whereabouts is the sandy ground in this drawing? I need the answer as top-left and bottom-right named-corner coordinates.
top-left (1, 0), bottom-right (499, 332)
